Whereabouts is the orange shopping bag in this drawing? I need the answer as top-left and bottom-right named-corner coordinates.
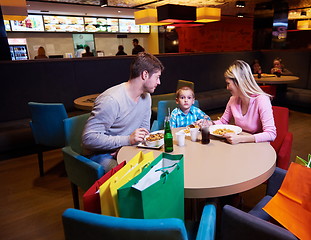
top-left (263, 162), bottom-right (311, 240)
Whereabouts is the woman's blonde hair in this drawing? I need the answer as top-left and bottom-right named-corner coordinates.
top-left (224, 60), bottom-right (271, 98)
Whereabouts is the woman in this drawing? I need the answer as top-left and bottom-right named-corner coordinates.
top-left (270, 58), bottom-right (293, 76)
top-left (213, 60), bottom-right (276, 144)
top-left (34, 46), bottom-right (48, 59)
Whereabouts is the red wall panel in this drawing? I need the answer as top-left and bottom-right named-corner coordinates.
top-left (176, 16), bottom-right (254, 53)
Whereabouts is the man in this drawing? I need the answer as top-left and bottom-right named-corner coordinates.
top-left (132, 38), bottom-right (145, 55)
top-left (82, 52), bottom-right (164, 172)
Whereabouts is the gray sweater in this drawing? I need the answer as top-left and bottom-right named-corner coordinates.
top-left (82, 83), bottom-right (151, 155)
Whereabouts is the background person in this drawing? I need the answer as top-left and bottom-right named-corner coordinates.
top-left (82, 52), bottom-right (164, 172)
top-left (270, 57), bottom-right (293, 76)
top-left (116, 45), bottom-right (127, 56)
top-left (252, 59), bottom-right (262, 74)
top-left (213, 60), bottom-right (276, 144)
top-left (34, 46), bottom-right (48, 59)
top-left (132, 38), bottom-right (145, 55)
top-left (82, 46), bottom-right (94, 57)
top-left (170, 86), bottom-right (211, 128)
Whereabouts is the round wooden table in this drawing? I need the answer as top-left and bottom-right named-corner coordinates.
top-left (117, 128), bottom-right (276, 199)
top-left (74, 93), bottom-right (100, 111)
top-left (254, 74), bottom-right (299, 84)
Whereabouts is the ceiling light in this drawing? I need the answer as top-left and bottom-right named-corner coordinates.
top-left (134, 9), bottom-right (171, 26)
top-left (157, 4), bottom-right (196, 23)
top-left (236, 1), bottom-right (245, 8)
top-left (196, 7), bottom-right (221, 23)
top-left (237, 13), bottom-right (244, 18)
top-left (100, 0), bottom-right (108, 7)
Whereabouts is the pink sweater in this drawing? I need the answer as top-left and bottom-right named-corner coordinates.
top-left (213, 95), bottom-right (276, 143)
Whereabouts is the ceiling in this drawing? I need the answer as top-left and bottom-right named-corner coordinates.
top-left (26, 0), bottom-right (311, 19)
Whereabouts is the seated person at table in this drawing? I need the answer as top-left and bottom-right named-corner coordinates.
top-left (82, 46), bottom-right (94, 57)
top-left (213, 60), bottom-right (276, 144)
top-left (252, 59), bottom-right (262, 74)
top-left (270, 57), bottom-right (293, 76)
top-left (170, 86), bottom-right (211, 128)
top-left (82, 52), bottom-right (164, 172)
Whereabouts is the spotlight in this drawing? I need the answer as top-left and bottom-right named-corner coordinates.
top-left (100, 0), bottom-right (108, 7)
top-left (236, 1), bottom-right (245, 8)
top-left (237, 13), bottom-right (244, 18)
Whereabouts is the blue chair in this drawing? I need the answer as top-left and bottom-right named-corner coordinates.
top-left (151, 100), bottom-right (200, 132)
top-left (221, 205), bottom-right (298, 240)
top-left (28, 102), bottom-right (68, 176)
top-left (62, 203), bottom-right (216, 240)
top-left (248, 167), bottom-right (287, 221)
top-left (62, 113), bottom-right (104, 209)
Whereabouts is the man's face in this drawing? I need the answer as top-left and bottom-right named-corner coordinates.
top-left (143, 70), bottom-right (161, 93)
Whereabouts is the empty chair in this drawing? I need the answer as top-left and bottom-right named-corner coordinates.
top-left (62, 203), bottom-right (216, 240)
top-left (28, 102), bottom-right (68, 176)
top-left (221, 204), bottom-right (298, 240)
top-left (260, 85), bottom-right (277, 97)
top-left (271, 106), bottom-right (293, 170)
top-left (151, 99), bottom-right (199, 131)
top-left (248, 167), bottom-right (286, 221)
top-left (62, 113), bottom-right (104, 209)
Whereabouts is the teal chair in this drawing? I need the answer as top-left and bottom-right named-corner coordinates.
top-left (28, 102), bottom-right (68, 176)
top-left (151, 100), bottom-right (200, 132)
top-left (62, 113), bottom-right (104, 209)
top-left (62, 203), bottom-right (216, 240)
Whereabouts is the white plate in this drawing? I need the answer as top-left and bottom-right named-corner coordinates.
top-left (137, 142), bottom-right (163, 149)
top-left (209, 124), bottom-right (242, 138)
top-left (141, 130), bottom-right (164, 148)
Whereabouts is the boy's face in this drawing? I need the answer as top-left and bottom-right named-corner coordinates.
top-left (176, 89), bottom-right (195, 112)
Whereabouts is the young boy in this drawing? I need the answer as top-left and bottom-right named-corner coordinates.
top-left (170, 86), bottom-right (211, 128)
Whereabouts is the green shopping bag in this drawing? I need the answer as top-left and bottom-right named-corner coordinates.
top-left (117, 153), bottom-right (184, 220)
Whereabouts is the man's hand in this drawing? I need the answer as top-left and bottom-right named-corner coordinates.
top-left (129, 128), bottom-right (149, 145)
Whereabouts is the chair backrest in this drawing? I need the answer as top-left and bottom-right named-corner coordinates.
top-left (157, 100), bottom-right (199, 130)
top-left (62, 208), bottom-right (188, 240)
top-left (271, 106), bottom-right (289, 153)
top-left (221, 205), bottom-right (298, 240)
top-left (177, 80), bottom-right (195, 92)
top-left (64, 113), bottom-right (90, 154)
top-left (28, 102), bottom-right (68, 147)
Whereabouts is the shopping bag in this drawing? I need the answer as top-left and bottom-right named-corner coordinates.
top-left (99, 151), bottom-right (154, 216)
top-left (118, 153), bottom-right (184, 220)
top-left (263, 162), bottom-right (311, 240)
top-left (82, 161), bottom-right (126, 213)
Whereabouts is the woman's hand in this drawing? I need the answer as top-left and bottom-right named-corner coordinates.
top-left (223, 133), bottom-right (240, 144)
top-left (129, 128), bottom-right (149, 145)
top-left (196, 119), bottom-right (213, 128)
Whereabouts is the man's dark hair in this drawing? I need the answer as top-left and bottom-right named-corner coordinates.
top-left (133, 38), bottom-right (139, 44)
top-left (130, 52), bottom-right (164, 79)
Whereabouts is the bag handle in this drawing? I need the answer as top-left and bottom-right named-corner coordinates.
top-left (155, 163), bottom-right (180, 184)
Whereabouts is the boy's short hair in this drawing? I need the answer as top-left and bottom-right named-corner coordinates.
top-left (176, 86), bottom-right (195, 99)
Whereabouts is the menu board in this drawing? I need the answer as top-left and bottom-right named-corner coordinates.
top-left (10, 15), bottom-right (45, 32)
top-left (43, 15), bottom-right (84, 32)
top-left (140, 25), bottom-right (150, 33)
top-left (4, 20), bottom-right (11, 31)
top-left (84, 17), bottom-right (119, 32)
top-left (119, 19), bottom-right (140, 33)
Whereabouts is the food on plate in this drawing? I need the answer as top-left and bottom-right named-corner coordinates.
top-left (184, 124), bottom-right (199, 134)
top-left (146, 133), bottom-right (164, 142)
top-left (212, 128), bottom-right (235, 135)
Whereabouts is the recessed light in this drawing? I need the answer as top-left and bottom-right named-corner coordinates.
top-left (236, 1), bottom-right (245, 8)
